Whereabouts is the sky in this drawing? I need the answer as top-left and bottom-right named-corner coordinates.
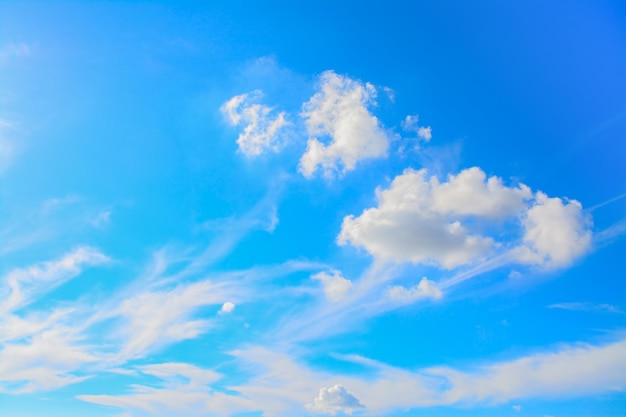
top-left (1, 1), bottom-right (626, 416)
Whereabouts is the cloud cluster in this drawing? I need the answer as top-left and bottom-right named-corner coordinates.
top-left (223, 70), bottom-right (391, 178)
top-left (338, 167), bottom-right (591, 269)
top-left (221, 90), bottom-right (288, 156)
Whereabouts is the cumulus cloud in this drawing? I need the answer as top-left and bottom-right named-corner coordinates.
top-left (219, 302), bottom-right (235, 314)
top-left (312, 270), bottom-right (353, 302)
top-left (221, 90), bottom-right (288, 156)
top-left (402, 115), bottom-right (432, 142)
top-left (431, 167), bottom-right (532, 218)
top-left (514, 192), bottom-right (592, 268)
top-left (307, 384), bottom-right (365, 415)
top-left (299, 71), bottom-right (389, 178)
top-left (387, 277), bottom-right (442, 302)
top-left (338, 167), bottom-right (591, 270)
top-left (338, 168), bottom-right (511, 268)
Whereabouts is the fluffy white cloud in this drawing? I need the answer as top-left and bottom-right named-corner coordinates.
top-left (387, 277), bottom-right (442, 302)
top-left (219, 302), bottom-right (235, 314)
top-left (514, 192), bottom-right (592, 268)
top-left (307, 384), bottom-right (365, 415)
top-left (312, 270), bottom-right (353, 302)
top-left (221, 90), bottom-right (288, 156)
top-left (338, 168), bottom-right (511, 268)
top-left (299, 71), bottom-right (389, 178)
top-left (431, 167), bottom-right (532, 218)
top-left (339, 167), bottom-right (591, 270)
top-left (402, 115), bottom-right (432, 142)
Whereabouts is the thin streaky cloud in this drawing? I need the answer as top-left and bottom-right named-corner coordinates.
top-left (587, 191), bottom-right (626, 212)
top-left (548, 302), bottom-right (623, 314)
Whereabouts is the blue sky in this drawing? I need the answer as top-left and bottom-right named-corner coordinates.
top-left (1, 1), bottom-right (625, 416)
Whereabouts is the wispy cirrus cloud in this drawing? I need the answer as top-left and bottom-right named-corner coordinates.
top-left (78, 362), bottom-right (255, 417)
top-left (0, 327), bottom-right (98, 393)
top-left (0, 250), bottom-right (108, 393)
top-left (0, 246), bottom-right (109, 315)
top-left (98, 336), bottom-right (621, 417)
top-left (548, 302), bottom-right (623, 314)
top-left (111, 279), bottom-right (237, 361)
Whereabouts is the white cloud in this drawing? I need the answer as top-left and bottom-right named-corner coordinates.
top-left (237, 338), bottom-right (626, 415)
top-left (78, 362), bottom-right (255, 417)
top-left (402, 115), bottom-right (432, 142)
top-left (338, 167), bottom-right (592, 271)
top-left (547, 302), bottom-right (622, 314)
top-left (312, 270), bottom-right (353, 302)
top-left (387, 277), bottom-right (442, 302)
top-left (338, 168), bottom-right (509, 268)
top-left (514, 192), bottom-right (592, 268)
top-left (432, 338), bottom-right (626, 404)
top-left (306, 384), bottom-right (365, 415)
top-left (431, 167), bottom-right (532, 218)
top-left (0, 247), bottom-right (109, 315)
top-left (0, 328), bottom-right (98, 393)
top-left (114, 280), bottom-right (233, 360)
top-left (137, 362), bottom-right (221, 387)
top-left (512, 404), bottom-right (522, 412)
top-left (0, 249), bottom-right (109, 393)
top-left (299, 71), bottom-right (389, 178)
top-left (219, 302), bottom-right (235, 314)
top-left (221, 90), bottom-right (289, 156)
top-left (0, 308), bottom-right (71, 343)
